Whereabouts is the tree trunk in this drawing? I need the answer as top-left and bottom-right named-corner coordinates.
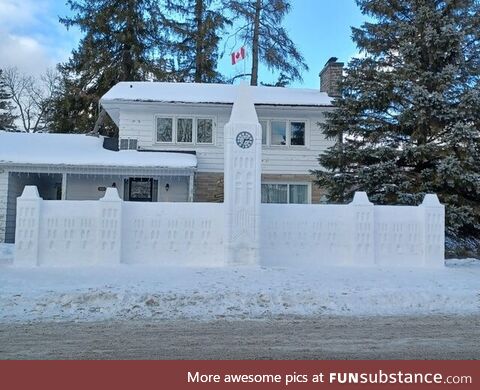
top-left (194, 0), bottom-right (204, 82)
top-left (250, 0), bottom-right (261, 86)
top-left (122, 0), bottom-right (135, 81)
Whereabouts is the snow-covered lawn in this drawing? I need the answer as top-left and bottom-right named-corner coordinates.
top-left (0, 243), bottom-right (479, 323)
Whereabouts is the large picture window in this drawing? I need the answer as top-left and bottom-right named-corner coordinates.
top-left (155, 116), bottom-right (214, 144)
top-left (261, 183), bottom-right (309, 204)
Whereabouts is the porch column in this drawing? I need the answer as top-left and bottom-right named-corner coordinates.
top-left (188, 173), bottom-right (195, 202)
top-left (61, 173), bottom-right (67, 200)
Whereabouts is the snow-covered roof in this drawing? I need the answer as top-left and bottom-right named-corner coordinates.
top-left (100, 82), bottom-right (333, 107)
top-left (0, 131), bottom-right (197, 169)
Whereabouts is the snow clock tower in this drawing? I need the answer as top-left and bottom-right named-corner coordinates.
top-left (224, 84), bottom-right (262, 265)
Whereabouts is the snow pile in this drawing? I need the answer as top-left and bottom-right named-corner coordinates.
top-left (0, 244), bottom-right (14, 265)
top-left (0, 245), bottom-right (479, 323)
top-left (101, 82), bottom-right (333, 107)
top-left (0, 131), bottom-right (197, 168)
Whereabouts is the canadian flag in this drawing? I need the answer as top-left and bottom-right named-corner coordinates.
top-left (231, 46), bottom-right (246, 65)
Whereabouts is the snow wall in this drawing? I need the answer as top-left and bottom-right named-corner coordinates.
top-left (14, 186), bottom-right (444, 267)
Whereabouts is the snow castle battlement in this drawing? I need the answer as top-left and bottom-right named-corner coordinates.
top-left (14, 85), bottom-right (445, 268)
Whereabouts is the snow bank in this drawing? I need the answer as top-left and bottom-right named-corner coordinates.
top-left (1, 244), bottom-right (478, 323)
top-left (0, 244), bottom-right (14, 265)
top-left (0, 131), bottom-right (197, 168)
top-left (101, 82), bottom-right (333, 107)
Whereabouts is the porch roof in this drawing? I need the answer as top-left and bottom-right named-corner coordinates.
top-left (0, 131), bottom-right (197, 170)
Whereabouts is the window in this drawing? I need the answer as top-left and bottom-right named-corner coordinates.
top-left (271, 121), bottom-right (287, 145)
top-left (259, 119), bottom-right (307, 147)
top-left (262, 184), bottom-right (288, 203)
top-left (261, 183), bottom-right (309, 204)
top-left (119, 138), bottom-right (138, 150)
top-left (289, 184), bottom-right (308, 204)
top-left (120, 139), bottom-right (128, 150)
top-left (156, 117), bottom-right (173, 142)
top-left (197, 118), bottom-right (213, 143)
top-left (129, 178), bottom-right (153, 202)
top-left (177, 118), bottom-right (193, 143)
top-left (155, 116), bottom-right (214, 144)
top-left (290, 122), bottom-right (305, 146)
top-left (260, 120), bottom-right (267, 145)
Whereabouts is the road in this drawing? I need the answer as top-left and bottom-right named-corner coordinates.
top-left (0, 315), bottom-right (479, 359)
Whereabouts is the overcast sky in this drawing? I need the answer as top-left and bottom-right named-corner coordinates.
top-left (0, 0), bottom-right (366, 88)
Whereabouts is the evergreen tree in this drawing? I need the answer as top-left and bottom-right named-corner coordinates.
top-left (50, 0), bottom-right (171, 134)
top-left (312, 0), bottom-right (480, 246)
top-left (227, 0), bottom-right (308, 85)
top-left (0, 69), bottom-right (17, 131)
top-left (164, 0), bottom-right (231, 82)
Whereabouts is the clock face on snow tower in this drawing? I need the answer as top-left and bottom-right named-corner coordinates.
top-left (235, 131), bottom-right (254, 149)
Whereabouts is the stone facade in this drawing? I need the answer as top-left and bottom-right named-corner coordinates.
top-left (194, 172), bottom-right (224, 202)
top-left (194, 172), bottom-right (325, 204)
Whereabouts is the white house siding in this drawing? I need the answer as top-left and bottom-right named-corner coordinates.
top-left (257, 106), bottom-right (334, 175)
top-left (66, 174), bottom-right (126, 201)
top-left (118, 103), bottom-right (226, 173)
top-left (65, 174), bottom-right (189, 202)
top-left (115, 102), bottom-right (334, 175)
top-left (156, 176), bottom-right (189, 202)
top-left (0, 170), bottom-right (8, 243)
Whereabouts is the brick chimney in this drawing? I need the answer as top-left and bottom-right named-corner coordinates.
top-left (319, 57), bottom-right (344, 97)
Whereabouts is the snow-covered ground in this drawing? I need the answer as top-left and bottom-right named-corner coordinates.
top-left (0, 243), bottom-right (13, 265)
top-left (0, 243), bottom-right (479, 323)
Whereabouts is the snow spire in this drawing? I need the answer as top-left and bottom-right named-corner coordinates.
top-left (227, 83), bottom-right (259, 125)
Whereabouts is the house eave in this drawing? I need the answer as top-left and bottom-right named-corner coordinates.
top-left (100, 98), bottom-right (334, 109)
top-left (0, 162), bottom-right (197, 176)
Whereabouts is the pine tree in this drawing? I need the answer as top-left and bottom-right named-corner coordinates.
top-left (50, 0), bottom-right (171, 134)
top-left (312, 0), bottom-right (480, 248)
top-left (0, 69), bottom-right (17, 131)
top-left (227, 0), bottom-right (308, 86)
top-left (164, 0), bottom-right (231, 82)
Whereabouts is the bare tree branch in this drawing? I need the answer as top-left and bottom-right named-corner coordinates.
top-left (3, 67), bottom-right (59, 133)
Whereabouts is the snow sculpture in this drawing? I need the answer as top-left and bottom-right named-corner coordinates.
top-left (14, 186), bottom-right (42, 266)
top-left (349, 191), bottom-right (375, 266)
top-left (420, 194), bottom-right (445, 266)
top-left (223, 83), bottom-right (262, 265)
top-left (98, 187), bottom-right (123, 264)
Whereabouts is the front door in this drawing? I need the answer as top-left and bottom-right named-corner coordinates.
top-left (128, 178), bottom-right (154, 202)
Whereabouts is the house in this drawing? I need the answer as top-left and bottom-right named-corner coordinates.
top-left (0, 59), bottom-right (343, 244)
